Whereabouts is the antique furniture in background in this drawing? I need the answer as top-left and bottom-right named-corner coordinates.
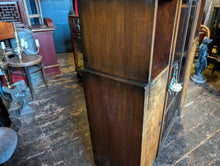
top-left (32, 19), bottom-right (61, 76)
top-left (79, 0), bottom-right (206, 165)
top-left (0, 0), bottom-right (28, 28)
top-left (69, 0), bottom-right (83, 75)
top-left (68, 13), bottom-right (81, 73)
top-left (8, 54), bottom-right (48, 100)
top-left (199, 24), bottom-right (210, 45)
top-left (0, 21), bottom-right (48, 100)
top-left (0, 0), bottom-right (60, 78)
top-left (0, 21), bottom-right (15, 89)
top-left (0, 22), bottom-right (12, 127)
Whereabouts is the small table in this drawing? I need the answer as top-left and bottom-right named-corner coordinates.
top-left (8, 55), bottom-right (48, 100)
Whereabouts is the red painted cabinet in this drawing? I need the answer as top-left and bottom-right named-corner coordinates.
top-left (32, 26), bottom-right (61, 76)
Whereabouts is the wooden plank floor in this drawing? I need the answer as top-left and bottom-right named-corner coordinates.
top-left (155, 63), bottom-right (220, 165)
top-left (2, 52), bottom-right (94, 166)
top-left (2, 52), bottom-right (220, 166)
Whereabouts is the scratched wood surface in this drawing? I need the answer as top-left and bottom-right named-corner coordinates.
top-left (141, 68), bottom-right (168, 166)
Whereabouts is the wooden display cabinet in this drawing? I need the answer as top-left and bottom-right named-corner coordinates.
top-left (79, 0), bottom-right (206, 165)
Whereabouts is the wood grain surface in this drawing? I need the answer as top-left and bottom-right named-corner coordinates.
top-left (83, 70), bottom-right (144, 166)
top-left (79, 0), bottom-right (156, 83)
top-left (152, 0), bottom-right (178, 65)
top-left (0, 22), bottom-right (15, 40)
top-left (151, 0), bottom-right (178, 78)
top-left (79, 0), bottom-right (187, 165)
top-left (141, 68), bottom-right (168, 166)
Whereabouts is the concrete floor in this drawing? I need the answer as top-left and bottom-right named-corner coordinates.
top-left (2, 52), bottom-right (220, 166)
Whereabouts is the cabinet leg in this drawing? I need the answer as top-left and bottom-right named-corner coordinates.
top-left (40, 62), bottom-right (48, 87)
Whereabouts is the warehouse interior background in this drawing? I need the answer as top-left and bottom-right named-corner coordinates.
top-left (0, 0), bottom-right (219, 165)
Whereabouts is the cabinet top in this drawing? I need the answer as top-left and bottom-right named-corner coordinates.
top-left (31, 25), bottom-right (56, 32)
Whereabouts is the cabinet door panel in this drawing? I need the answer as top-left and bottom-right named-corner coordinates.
top-left (83, 71), bottom-right (144, 166)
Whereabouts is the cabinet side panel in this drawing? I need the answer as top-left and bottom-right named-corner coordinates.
top-left (83, 72), bottom-right (144, 166)
top-left (141, 68), bottom-right (168, 166)
top-left (79, 0), bottom-right (155, 83)
top-left (153, 0), bottom-right (178, 65)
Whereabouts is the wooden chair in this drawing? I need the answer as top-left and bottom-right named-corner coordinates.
top-left (198, 24), bottom-right (210, 45)
top-left (0, 22), bottom-right (15, 40)
top-left (0, 22), bottom-right (47, 100)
